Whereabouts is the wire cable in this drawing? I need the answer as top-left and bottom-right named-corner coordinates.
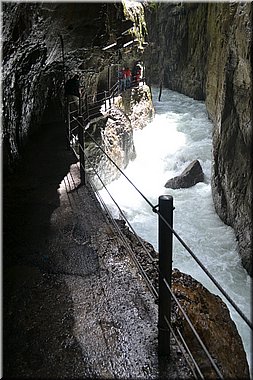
top-left (82, 149), bottom-right (158, 299)
top-left (70, 88), bottom-right (252, 331)
top-left (163, 277), bottom-right (224, 379)
top-left (65, 78), bottom-right (252, 379)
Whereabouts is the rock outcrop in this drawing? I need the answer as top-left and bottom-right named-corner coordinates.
top-left (2, 2), bottom-right (147, 172)
top-left (172, 269), bottom-right (249, 379)
top-left (144, 2), bottom-right (252, 275)
top-left (115, 83), bottom-right (154, 129)
top-left (165, 159), bottom-right (204, 189)
top-left (83, 83), bottom-right (153, 189)
top-left (116, 220), bottom-right (250, 379)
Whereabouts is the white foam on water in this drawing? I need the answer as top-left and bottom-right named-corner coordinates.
top-left (99, 87), bottom-right (252, 375)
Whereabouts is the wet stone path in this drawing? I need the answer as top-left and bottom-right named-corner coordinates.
top-left (3, 121), bottom-right (191, 378)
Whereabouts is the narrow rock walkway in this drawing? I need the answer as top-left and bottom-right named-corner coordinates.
top-left (3, 120), bottom-right (191, 378)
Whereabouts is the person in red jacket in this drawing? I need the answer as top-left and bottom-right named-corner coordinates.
top-left (136, 65), bottom-right (142, 83)
top-left (118, 67), bottom-right (126, 92)
top-left (125, 67), bottom-right (132, 89)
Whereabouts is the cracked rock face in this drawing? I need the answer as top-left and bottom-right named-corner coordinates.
top-left (2, 2), bottom-right (146, 170)
top-left (143, 2), bottom-right (252, 276)
top-left (115, 221), bottom-right (250, 379)
top-left (206, 4), bottom-right (252, 276)
top-left (171, 270), bottom-right (249, 379)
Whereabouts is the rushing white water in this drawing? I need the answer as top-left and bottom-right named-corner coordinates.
top-left (99, 87), bottom-right (252, 374)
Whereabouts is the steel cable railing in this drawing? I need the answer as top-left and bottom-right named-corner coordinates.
top-left (156, 209), bottom-right (253, 330)
top-left (164, 278), bottom-right (224, 379)
top-left (83, 127), bottom-right (253, 331)
top-left (165, 316), bottom-right (204, 380)
top-left (79, 139), bottom-right (220, 379)
top-left (81, 147), bottom-right (158, 299)
top-left (85, 129), bottom-right (156, 211)
top-left (76, 131), bottom-right (225, 379)
top-left (87, 166), bottom-right (206, 380)
top-left (65, 78), bottom-right (251, 379)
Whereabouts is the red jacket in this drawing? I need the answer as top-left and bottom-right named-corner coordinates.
top-left (124, 68), bottom-right (131, 78)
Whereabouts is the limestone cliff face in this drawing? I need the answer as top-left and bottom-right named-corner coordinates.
top-left (84, 85), bottom-right (154, 190)
top-left (144, 3), bottom-right (208, 100)
top-left (2, 2), bottom-right (146, 171)
top-left (144, 3), bottom-right (252, 275)
top-left (206, 4), bottom-right (252, 276)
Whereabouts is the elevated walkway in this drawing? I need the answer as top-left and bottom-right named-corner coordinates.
top-left (3, 120), bottom-right (190, 378)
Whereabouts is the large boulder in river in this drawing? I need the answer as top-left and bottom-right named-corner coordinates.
top-left (165, 159), bottom-right (204, 189)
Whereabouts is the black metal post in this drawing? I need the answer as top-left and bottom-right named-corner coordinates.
top-left (85, 94), bottom-right (89, 120)
top-left (108, 65), bottom-right (111, 92)
top-left (158, 195), bottom-right (173, 357)
top-left (104, 91), bottom-right (107, 111)
top-left (78, 120), bottom-right (85, 185)
top-left (158, 81), bottom-right (163, 102)
top-left (67, 102), bottom-right (71, 146)
top-left (78, 95), bottom-right (82, 117)
top-left (59, 35), bottom-right (66, 87)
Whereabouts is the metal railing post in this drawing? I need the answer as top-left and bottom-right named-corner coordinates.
top-left (67, 101), bottom-right (71, 145)
top-left (104, 91), bottom-right (107, 111)
top-left (78, 95), bottom-right (82, 116)
top-left (85, 94), bottom-right (89, 120)
top-left (109, 91), bottom-right (112, 108)
top-left (78, 120), bottom-right (85, 185)
top-left (158, 195), bottom-right (173, 357)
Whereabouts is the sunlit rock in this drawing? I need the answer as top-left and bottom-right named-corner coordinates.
top-left (172, 269), bottom-right (250, 379)
top-left (87, 84), bottom-right (154, 189)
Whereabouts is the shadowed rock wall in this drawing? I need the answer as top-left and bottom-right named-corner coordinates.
top-left (144, 3), bottom-right (208, 100)
top-left (144, 2), bottom-right (252, 275)
top-left (206, 4), bottom-right (252, 276)
top-left (2, 2), bottom-right (146, 171)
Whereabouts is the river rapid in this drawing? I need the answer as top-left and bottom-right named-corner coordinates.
top-left (99, 87), bottom-right (252, 374)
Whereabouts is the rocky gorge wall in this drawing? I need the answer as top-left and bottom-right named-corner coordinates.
top-left (144, 2), bottom-right (252, 276)
top-left (2, 2), bottom-right (146, 171)
top-left (4, 2), bottom-right (251, 275)
top-left (2, 2), bottom-right (250, 376)
top-left (84, 84), bottom-right (154, 190)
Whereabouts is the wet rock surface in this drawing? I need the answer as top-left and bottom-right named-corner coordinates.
top-left (117, 222), bottom-right (250, 379)
top-left (84, 84), bottom-right (154, 189)
top-left (3, 119), bottom-right (193, 378)
top-left (2, 2), bottom-right (146, 169)
top-left (3, 119), bottom-right (249, 378)
top-left (164, 159), bottom-right (204, 189)
top-left (118, 84), bottom-right (155, 129)
top-left (172, 270), bottom-right (250, 379)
